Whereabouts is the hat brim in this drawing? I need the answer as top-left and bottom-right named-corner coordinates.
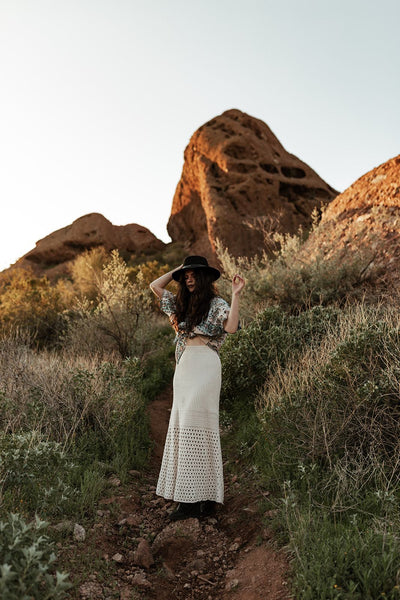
top-left (172, 264), bottom-right (220, 282)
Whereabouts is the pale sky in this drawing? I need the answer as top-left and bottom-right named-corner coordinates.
top-left (1, 0), bottom-right (399, 271)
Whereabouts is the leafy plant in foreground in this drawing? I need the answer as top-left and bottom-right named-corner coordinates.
top-left (0, 513), bottom-right (71, 600)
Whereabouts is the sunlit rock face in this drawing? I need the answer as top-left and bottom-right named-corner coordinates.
top-left (167, 108), bottom-right (338, 260)
top-left (13, 213), bottom-right (165, 278)
top-left (303, 154), bottom-right (400, 291)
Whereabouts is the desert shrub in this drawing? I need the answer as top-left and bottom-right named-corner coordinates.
top-left (220, 304), bottom-right (340, 411)
top-left (0, 269), bottom-right (73, 347)
top-left (64, 250), bottom-right (153, 358)
top-left (216, 232), bottom-right (377, 320)
top-left (0, 343), bottom-right (153, 516)
top-left (128, 241), bottom-right (186, 269)
top-left (248, 303), bottom-right (400, 597)
top-left (129, 260), bottom-right (171, 288)
top-left (0, 513), bottom-right (71, 600)
top-left (258, 305), bottom-right (400, 494)
top-left (69, 249), bottom-right (173, 302)
top-left (69, 246), bottom-right (109, 300)
top-left (0, 340), bottom-right (151, 472)
top-left (60, 357), bottom-right (151, 473)
top-left (131, 259), bottom-right (180, 311)
top-left (0, 432), bottom-right (78, 516)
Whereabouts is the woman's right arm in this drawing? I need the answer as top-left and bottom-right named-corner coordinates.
top-left (149, 264), bottom-right (183, 299)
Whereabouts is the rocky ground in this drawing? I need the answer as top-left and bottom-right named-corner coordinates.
top-left (59, 386), bottom-right (291, 600)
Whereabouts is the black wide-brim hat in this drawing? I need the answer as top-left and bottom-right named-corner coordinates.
top-left (172, 255), bottom-right (221, 282)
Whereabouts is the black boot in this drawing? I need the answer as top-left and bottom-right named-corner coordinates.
top-left (168, 501), bottom-right (202, 521)
top-left (200, 500), bottom-right (216, 517)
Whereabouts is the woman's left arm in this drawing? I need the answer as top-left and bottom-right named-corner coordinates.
top-left (224, 274), bottom-right (245, 333)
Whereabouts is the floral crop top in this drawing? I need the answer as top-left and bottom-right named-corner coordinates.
top-left (160, 289), bottom-right (231, 363)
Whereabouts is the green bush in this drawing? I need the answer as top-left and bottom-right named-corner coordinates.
top-left (69, 246), bottom-right (109, 301)
top-left (67, 357), bottom-right (152, 473)
top-left (220, 304), bottom-right (340, 410)
top-left (259, 307), bottom-right (400, 492)
top-left (140, 327), bottom-right (175, 401)
top-left (0, 513), bottom-right (71, 600)
top-left (76, 466), bottom-right (108, 516)
top-left (0, 432), bottom-right (78, 517)
top-left (247, 304), bottom-right (400, 598)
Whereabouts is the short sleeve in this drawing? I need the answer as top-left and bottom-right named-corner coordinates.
top-left (159, 289), bottom-right (177, 318)
top-left (192, 297), bottom-right (230, 337)
top-left (213, 298), bottom-right (230, 330)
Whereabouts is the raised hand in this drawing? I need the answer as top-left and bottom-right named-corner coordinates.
top-left (232, 274), bottom-right (245, 295)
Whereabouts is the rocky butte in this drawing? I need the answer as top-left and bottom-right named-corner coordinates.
top-left (167, 108), bottom-right (338, 260)
top-left (13, 213), bottom-right (165, 279)
top-left (8, 109), bottom-right (345, 278)
top-left (303, 154), bottom-right (400, 292)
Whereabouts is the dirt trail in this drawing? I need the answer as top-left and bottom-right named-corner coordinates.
top-left (65, 386), bottom-right (292, 600)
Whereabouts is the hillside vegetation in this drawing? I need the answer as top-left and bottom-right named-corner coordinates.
top-left (217, 232), bottom-right (400, 599)
top-left (0, 249), bottom-right (178, 598)
top-left (0, 228), bottom-right (399, 599)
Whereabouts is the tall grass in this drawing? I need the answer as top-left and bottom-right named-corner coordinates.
top-left (282, 501), bottom-right (400, 599)
top-left (246, 303), bottom-right (400, 598)
top-left (220, 304), bottom-right (341, 410)
top-left (0, 338), bottom-right (143, 446)
top-left (258, 304), bottom-right (400, 488)
top-left (0, 249), bottom-right (176, 520)
top-left (0, 335), bottom-right (172, 519)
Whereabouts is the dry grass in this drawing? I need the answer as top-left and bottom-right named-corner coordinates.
top-left (215, 229), bottom-right (379, 322)
top-left (0, 336), bottom-right (142, 447)
top-left (257, 302), bottom-right (400, 508)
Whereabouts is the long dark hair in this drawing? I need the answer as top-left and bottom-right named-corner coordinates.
top-left (175, 269), bottom-right (216, 332)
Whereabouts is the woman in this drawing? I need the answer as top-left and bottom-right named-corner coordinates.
top-left (150, 255), bottom-right (244, 521)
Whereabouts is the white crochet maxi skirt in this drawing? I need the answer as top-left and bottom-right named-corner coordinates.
top-left (156, 345), bottom-right (224, 504)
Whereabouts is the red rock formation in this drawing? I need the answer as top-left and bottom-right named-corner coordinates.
top-left (303, 154), bottom-right (400, 290)
top-left (13, 213), bottom-right (165, 278)
top-left (168, 109), bottom-right (338, 260)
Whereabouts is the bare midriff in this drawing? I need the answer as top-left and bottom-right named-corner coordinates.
top-left (186, 335), bottom-right (210, 347)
